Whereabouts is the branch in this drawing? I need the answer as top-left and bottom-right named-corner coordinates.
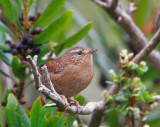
top-left (91, 0), bottom-right (160, 73)
top-left (26, 55), bottom-right (106, 114)
top-left (90, 0), bottom-right (160, 126)
top-left (133, 28), bottom-right (160, 63)
top-left (138, 103), bottom-right (148, 127)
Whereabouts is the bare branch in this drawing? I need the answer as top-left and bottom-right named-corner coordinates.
top-left (45, 103), bottom-right (57, 108)
top-left (110, 0), bottom-right (119, 10)
top-left (26, 55), bottom-right (41, 89)
top-left (26, 55), bottom-right (107, 115)
top-left (90, 0), bottom-right (160, 126)
top-left (91, 0), bottom-right (160, 73)
top-left (41, 65), bottom-right (58, 94)
top-left (133, 28), bottom-right (160, 63)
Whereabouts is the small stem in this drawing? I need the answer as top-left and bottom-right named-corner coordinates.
top-left (17, 82), bottom-right (25, 100)
top-left (131, 114), bottom-right (135, 127)
top-left (125, 115), bottom-right (131, 127)
top-left (138, 103), bottom-right (148, 127)
top-left (77, 116), bottom-right (84, 127)
top-left (23, 0), bottom-right (29, 30)
top-left (132, 27), bottom-right (160, 64)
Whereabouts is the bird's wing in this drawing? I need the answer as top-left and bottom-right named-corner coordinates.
top-left (46, 60), bottom-right (65, 74)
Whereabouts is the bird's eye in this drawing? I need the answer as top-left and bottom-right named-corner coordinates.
top-left (77, 51), bottom-right (82, 55)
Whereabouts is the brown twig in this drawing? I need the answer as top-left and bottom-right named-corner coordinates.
top-left (91, 0), bottom-right (160, 73)
top-left (17, 82), bottom-right (25, 100)
top-left (89, 0), bottom-right (160, 127)
top-left (133, 28), bottom-right (160, 64)
top-left (77, 116), bottom-right (84, 127)
top-left (131, 113), bottom-right (135, 127)
top-left (138, 103), bottom-right (148, 127)
top-left (125, 114), bottom-right (131, 127)
top-left (23, 0), bottom-right (29, 30)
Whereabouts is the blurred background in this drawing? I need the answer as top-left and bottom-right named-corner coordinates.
top-left (0, 0), bottom-right (160, 126)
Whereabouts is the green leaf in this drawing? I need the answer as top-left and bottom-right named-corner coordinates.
top-left (105, 109), bottom-right (120, 127)
top-left (37, 59), bottom-right (50, 67)
top-left (40, 103), bottom-right (56, 127)
top-left (0, 0), bottom-right (19, 26)
top-left (39, 42), bottom-right (55, 57)
top-left (14, 0), bottom-right (23, 11)
top-left (4, 89), bottom-right (11, 105)
top-left (0, 21), bottom-right (16, 38)
top-left (33, 0), bottom-right (65, 28)
top-left (11, 56), bottom-right (26, 81)
top-left (10, 0), bottom-right (22, 16)
top-left (34, 10), bottom-right (73, 44)
top-left (135, 0), bottom-right (150, 28)
top-left (36, 42), bottom-right (55, 66)
top-left (0, 43), bottom-right (11, 51)
top-left (46, 116), bottom-right (65, 127)
top-left (106, 81), bottom-right (115, 85)
top-left (28, 0), bottom-right (38, 16)
top-left (66, 114), bottom-right (77, 127)
top-left (122, 108), bottom-right (129, 116)
top-left (0, 31), bottom-right (6, 44)
top-left (54, 22), bottom-right (93, 55)
top-left (115, 95), bottom-right (127, 102)
top-left (122, 89), bottom-right (130, 97)
top-left (74, 95), bottom-right (85, 106)
top-left (5, 93), bottom-right (31, 127)
top-left (30, 97), bottom-right (42, 127)
top-left (28, 0), bottom-right (34, 9)
top-left (0, 68), bottom-right (15, 81)
top-left (0, 51), bottom-right (12, 66)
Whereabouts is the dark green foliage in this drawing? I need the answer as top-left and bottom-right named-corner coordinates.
top-left (33, 0), bottom-right (65, 28)
top-left (54, 22), bottom-right (93, 55)
top-left (11, 56), bottom-right (27, 81)
top-left (34, 10), bottom-right (73, 44)
top-left (4, 94), bottom-right (31, 127)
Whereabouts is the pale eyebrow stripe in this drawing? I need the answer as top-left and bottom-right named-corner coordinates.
top-left (70, 49), bottom-right (80, 53)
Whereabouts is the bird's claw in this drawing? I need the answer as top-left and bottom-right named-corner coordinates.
top-left (59, 95), bottom-right (69, 111)
top-left (68, 98), bottom-right (80, 114)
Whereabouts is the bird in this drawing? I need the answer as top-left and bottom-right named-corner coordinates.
top-left (39, 46), bottom-right (97, 112)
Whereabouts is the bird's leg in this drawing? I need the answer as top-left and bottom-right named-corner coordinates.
top-left (68, 98), bottom-right (80, 114)
top-left (59, 95), bottom-right (69, 111)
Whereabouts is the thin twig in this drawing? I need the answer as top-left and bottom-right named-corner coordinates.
top-left (45, 103), bottom-right (57, 108)
top-left (41, 65), bottom-right (57, 94)
top-left (22, 0), bottom-right (29, 30)
top-left (90, 0), bottom-right (160, 127)
top-left (125, 115), bottom-right (131, 127)
top-left (26, 55), bottom-right (42, 89)
top-left (77, 116), bottom-right (84, 127)
top-left (131, 113), bottom-right (135, 127)
top-left (133, 28), bottom-right (160, 64)
top-left (17, 82), bottom-right (25, 100)
top-left (92, 0), bottom-right (160, 73)
top-left (110, 0), bottom-right (119, 10)
top-left (138, 103), bottom-right (148, 127)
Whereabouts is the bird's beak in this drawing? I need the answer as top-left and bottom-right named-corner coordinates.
top-left (88, 49), bottom-right (98, 54)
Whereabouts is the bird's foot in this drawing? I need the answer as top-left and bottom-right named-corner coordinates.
top-left (68, 98), bottom-right (80, 114)
top-left (59, 95), bottom-right (69, 111)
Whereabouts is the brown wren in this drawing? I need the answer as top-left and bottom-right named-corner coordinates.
top-left (40, 46), bottom-right (97, 98)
